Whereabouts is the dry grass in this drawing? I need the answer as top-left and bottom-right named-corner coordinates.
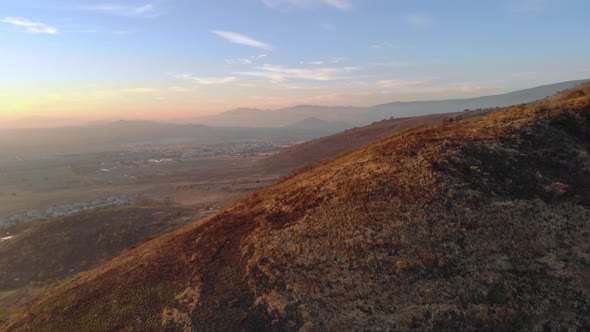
top-left (261, 108), bottom-right (497, 173)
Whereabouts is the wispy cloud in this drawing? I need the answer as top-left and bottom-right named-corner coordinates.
top-left (330, 57), bottom-right (346, 63)
top-left (262, 0), bottom-right (353, 11)
top-left (404, 13), bottom-right (431, 28)
top-left (226, 58), bottom-right (254, 65)
top-left (376, 80), bottom-right (428, 89)
top-left (135, 5), bottom-right (155, 14)
top-left (85, 4), bottom-right (157, 17)
top-left (371, 42), bottom-right (396, 50)
top-left (323, 0), bottom-right (353, 11)
top-left (225, 54), bottom-right (268, 66)
top-left (236, 64), bottom-right (352, 82)
top-left (279, 83), bottom-right (324, 90)
top-left (1, 17), bottom-right (58, 34)
top-left (177, 74), bottom-right (237, 85)
top-left (300, 61), bottom-right (325, 65)
top-left (211, 30), bottom-right (272, 51)
top-left (300, 57), bottom-right (345, 65)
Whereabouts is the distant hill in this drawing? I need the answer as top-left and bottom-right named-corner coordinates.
top-left (195, 105), bottom-right (362, 127)
top-left (364, 79), bottom-right (588, 121)
top-left (194, 80), bottom-right (588, 127)
top-left (284, 117), bottom-right (351, 132)
top-left (5, 82), bottom-right (590, 331)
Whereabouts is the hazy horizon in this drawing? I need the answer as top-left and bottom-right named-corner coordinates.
top-left (1, 79), bottom-right (586, 130)
top-left (2, 0), bottom-right (590, 128)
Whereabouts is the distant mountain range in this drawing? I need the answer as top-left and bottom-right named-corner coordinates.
top-left (194, 79), bottom-right (588, 127)
top-left (1, 80), bottom-right (586, 156)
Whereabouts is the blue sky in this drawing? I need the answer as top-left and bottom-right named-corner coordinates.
top-left (1, 0), bottom-right (590, 126)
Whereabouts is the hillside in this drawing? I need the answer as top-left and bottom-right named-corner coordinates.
top-left (194, 80), bottom-right (587, 127)
top-left (4, 83), bottom-right (590, 331)
top-left (284, 117), bottom-right (351, 132)
top-left (262, 108), bottom-right (495, 171)
top-left (0, 204), bottom-right (198, 293)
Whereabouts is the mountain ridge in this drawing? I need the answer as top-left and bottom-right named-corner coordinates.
top-left (195, 79), bottom-right (588, 127)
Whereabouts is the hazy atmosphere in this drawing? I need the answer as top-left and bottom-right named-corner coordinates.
top-left (2, 1), bottom-right (590, 331)
top-left (2, 0), bottom-right (590, 127)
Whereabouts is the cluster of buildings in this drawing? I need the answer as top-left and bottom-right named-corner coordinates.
top-left (0, 195), bottom-right (135, 226)
top-left (180, 141), bottom-right (290, 158)
top-left (93, 141), bottom-right (299, 174)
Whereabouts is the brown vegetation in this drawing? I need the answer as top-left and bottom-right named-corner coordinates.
top-left (4, 82), bottom-right (590, 331)
top-left (262, 108), bottom-right (497, 172)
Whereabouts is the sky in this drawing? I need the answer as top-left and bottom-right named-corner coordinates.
top-left (1, 0), bottom-right (590, 127)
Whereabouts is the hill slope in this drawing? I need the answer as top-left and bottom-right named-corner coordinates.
top-left (0, 205), bottom-right (196, 293)
top-left (262, 108), bottom-right (495, 172)
top-left (4, 84), bottom-right (590, 331)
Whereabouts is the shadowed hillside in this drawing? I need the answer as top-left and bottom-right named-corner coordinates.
top-left (4, 83), bottom-right (590, 331)
top-left (0, 204), bottom-right (197, 292)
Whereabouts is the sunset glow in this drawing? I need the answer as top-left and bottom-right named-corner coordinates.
top-left (2, 0), bottom-right (590, 128)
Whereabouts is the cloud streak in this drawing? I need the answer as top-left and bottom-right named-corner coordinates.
top-left (84, 4), bottom-right (156, 17)
top-left (225, 54), bottom-right (268, 65)
top-left (323, 0), bottom-right (353, 11)
top-left (300, 61), bottom-right (325, 65)
top-left (211, 30), bottom-right (273, 51)
top-left (1, 17), bottom-right (58, 34)
top-left (236, 64), bottom-right (352, 82)
top-left (262, 0), bottom-right (353, 11)
top-left (177, 74), bottom-right (237, 85)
